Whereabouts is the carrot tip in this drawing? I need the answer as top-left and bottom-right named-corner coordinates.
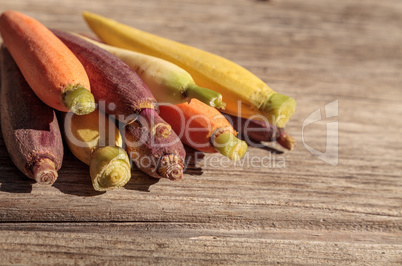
top-left (212, 131), bottom-right (248, 161)
top-left (262, 93), bottom-right (296, 128)
top-left (31, 158), bottom-right (58, 185)
top-left (277, 131), bottom-right (296, 151)
top-left (157, 154), bottom-right (184, 180)
top-left (62, 84), bottom-right (95, 115)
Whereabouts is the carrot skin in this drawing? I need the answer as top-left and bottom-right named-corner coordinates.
top-left (159, 105), bottom-right (216, 153)
top-left (0, 46), bottom-right (63, 184)
top-left (0, 10), bottom-right (93, 114)
top-left (51, 29), bottom-right (157, 123)
top-left (123, 121), bottom-right (185, 180)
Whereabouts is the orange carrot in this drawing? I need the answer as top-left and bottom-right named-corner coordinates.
top-left (0, 10), bottom-right (95, 115)
top-left (159, 99), bottom-right (247, 160)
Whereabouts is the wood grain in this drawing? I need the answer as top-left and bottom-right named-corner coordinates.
top-left (0, 0), bottom-right (401, 264)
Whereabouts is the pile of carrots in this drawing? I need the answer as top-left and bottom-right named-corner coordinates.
top-left (0, 10), bottom-right (295, 191)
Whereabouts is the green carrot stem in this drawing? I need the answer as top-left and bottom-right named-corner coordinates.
top-left (186, 84), bottom-right (226, 110)
top-left (139, 108), bottom-right (171, 138)
top-left (211, 130), bottom-right (248, 161)
top-left (32, 158), bottom-right (58, 185)
top-left (90, 146), bottom-right (131, 191)
top-left (261, 93), bottom-right (296, 128)
top-left (62, 84), bottom-right (95, 115)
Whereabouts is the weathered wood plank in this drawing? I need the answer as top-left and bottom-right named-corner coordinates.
top-left (0, 223), bottom-right (401, 265)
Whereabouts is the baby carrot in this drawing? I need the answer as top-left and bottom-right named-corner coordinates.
top-left (0, 10), bottom-right (95, 115)
top-left (0, 46), bottom-right (64, 185)
top-left (61, 109), bottom-right (131, 191)
top-left (159, 99), bottom-right (248, 161)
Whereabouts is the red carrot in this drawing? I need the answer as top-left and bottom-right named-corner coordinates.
top-left (0, 10), bottom-right (95, 115)
top-left (159, 99), bottom-right (248, 161)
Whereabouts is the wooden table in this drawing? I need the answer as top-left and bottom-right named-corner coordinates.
top-left (1, 0), bottom-right (401, 264)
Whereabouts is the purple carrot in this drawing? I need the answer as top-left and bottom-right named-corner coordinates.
top-left (0, 46), bottom-right (63, 184)
top-left (51, 29), bottom-right (171, 138)
top-left (222, 113), bottom-right (295, 150)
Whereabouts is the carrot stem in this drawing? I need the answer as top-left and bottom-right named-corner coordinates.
top-left (32, 158), bottom-right (58, 185)
top-left (262, 93), bottom-right (296, 128)
top-left (62, 84), bottom-right (96, 115)
top-left (186, 84), bottom-right (225, 110)
top-left (90, 146), bottom-right (131, 191)
top-left (138, 108), bottom-right (171, 138)
top-left (211, 130), bottom-right (248, 161)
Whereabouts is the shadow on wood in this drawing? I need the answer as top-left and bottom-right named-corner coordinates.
top-left (0, 125), bottom-right (34, 193)
top-left (248, 142), bottom-right (284, 155)
top-left (183, 145), bottom-right (204, 176)
top-left (52, 152), bottom-right (106, 197)
top-left (125, 145), bottom-right (208, 191)
top-left (0, 172), bottom-right (34, 193)
top-left (123, 168), bottom-right (160, 192)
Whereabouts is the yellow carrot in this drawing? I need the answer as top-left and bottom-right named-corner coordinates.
top-left (62, 109), bottom-right (131, 191)
top-left (82, 11), bottom-right (296, 127)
